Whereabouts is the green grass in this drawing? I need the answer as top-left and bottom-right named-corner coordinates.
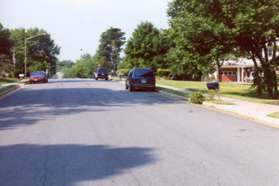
top-left (157, 79), bottom-right (279, 105)
top-left (0, 78), bottom-right (18, 85)
top-left (267, 112), bottom-right (279, 119)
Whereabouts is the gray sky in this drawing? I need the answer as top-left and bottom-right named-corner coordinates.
top-left (0, 0), bottom-right (170, 61)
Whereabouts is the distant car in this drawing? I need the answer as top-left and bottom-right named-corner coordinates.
top-left (125, 68), bottom-right (156, 91)
top-left (94, 68), bottom-right (109, 80)
top-left (29, 71), bottom-right (48, 83)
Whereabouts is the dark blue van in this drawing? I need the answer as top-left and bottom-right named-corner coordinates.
top-left (125, 68), bottom-right (156, 91)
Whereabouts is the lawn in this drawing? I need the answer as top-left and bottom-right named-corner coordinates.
top-left (268, 112), bottom-right (279, 119)
top-left (0, 78), bottom-right (18, 85)
top-left (157, 79), bottom-right (279, 105)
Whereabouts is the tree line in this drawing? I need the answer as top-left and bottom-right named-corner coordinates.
top-left (0, 23), bottom-right (60, 77)
top-left (18, 0), bottom-right (278, 99)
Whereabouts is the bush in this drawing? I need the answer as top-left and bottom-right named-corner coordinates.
top-left (189, 92), bottom-right (205, 104)
top-left (157, 68), bottom-right (171, 78)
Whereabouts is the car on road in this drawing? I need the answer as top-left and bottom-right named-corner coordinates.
top-left (94, 68), bottom-right (109, 80)
top-left (125, 68), bottom-right (156, 91)
top-left (29, 71), bottom-right (48, 83)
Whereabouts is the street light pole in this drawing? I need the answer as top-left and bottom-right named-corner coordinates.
top-left (24, 39), bottom-right (27, 77)
top-left (24, 33), bottom-right (46, 77)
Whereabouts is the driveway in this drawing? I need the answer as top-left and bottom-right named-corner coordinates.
top-left (0, 79), bottom-right (279, 186)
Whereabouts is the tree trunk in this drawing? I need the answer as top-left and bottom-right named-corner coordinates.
top-left (216, 59), bottom-right (221, 82)
top-left (262, 64), bottom-right (278, 98)
top-left (272, 70), bottom-right (278, 98)
top-left (250, 51), bottom-right (262, 96)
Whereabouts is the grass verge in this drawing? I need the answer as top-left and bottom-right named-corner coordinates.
top-left (157, 79), bottom-right (279, 105)
top-left (267, 112), bottom-right (279, 119)
top-left (0, 78), bottom-right (18, 85)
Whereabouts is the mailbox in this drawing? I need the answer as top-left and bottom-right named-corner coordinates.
top-left (207, 81), bottom-right (220, 90)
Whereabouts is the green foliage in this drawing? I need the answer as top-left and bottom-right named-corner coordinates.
top-left (167, 0), bottom-right (233, 80)
top-left (116, 68), bottom-right (130, 76)
top-left (124, 22), bottom-right (172, 70)
top-left (168, 0), bottom-right (279, 98)
top-left (97, 27), bottom-right (125, 73)
top-left (189, 92), bottom-right (205, 104)
top-left (156, 68), bottom-right (171, 78)
top-left (63, 54), bottom-right (98, 78)
top-left (57, 60), bottom-right (74, 71)
top-left (0, 23), bottom-right (13, 76)
top-left (9, 27), bottom-right (60, 77)
top-left (167, 0), bottom-right (279, 98)
top-left (0, 23), bottom-right (13, 56)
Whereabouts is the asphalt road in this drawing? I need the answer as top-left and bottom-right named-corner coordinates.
top-left (0, 79), bottom-right (279, 186)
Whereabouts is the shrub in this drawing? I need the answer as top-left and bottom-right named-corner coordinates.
top-left (157, 68), bottom-right (171, 78)
top-left (189, 92), bottom-right (205, 104)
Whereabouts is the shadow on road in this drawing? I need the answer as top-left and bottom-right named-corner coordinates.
top-left (0, 144), bottom-right (156, 186)
top-left (0, 81), bottom-right (179, 130)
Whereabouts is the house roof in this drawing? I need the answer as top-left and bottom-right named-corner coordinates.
top-left (222, 58), bottom-right (260, 68)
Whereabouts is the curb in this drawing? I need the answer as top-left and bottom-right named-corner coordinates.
top-left (158, 86), bottom-right (279, 129)
top-left (0, 84), bottom-right (23, 101)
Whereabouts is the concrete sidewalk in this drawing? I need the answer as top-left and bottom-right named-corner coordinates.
top-left (157, 84), bottom-right (279, 128)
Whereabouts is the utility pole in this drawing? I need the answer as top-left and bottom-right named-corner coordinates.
top-left (24, 32), bottom-right (46, 77)
top-left (24, 39), bottom-right (27, 77)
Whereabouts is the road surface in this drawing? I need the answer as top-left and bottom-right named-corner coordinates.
top-left (0, 79), bottom-right (279, 186)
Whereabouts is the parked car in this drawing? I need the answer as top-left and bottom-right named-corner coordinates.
top-left (29, 71), bottom-right (48, 83)
top-left (125, 68), bottom-right (156, 91)
top-left (94, 68), bottom-right (109, 80)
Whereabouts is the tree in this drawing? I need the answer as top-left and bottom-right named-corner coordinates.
top-left (168, 0), bottom-right (235, 80)
top-left (0, 23), bottom-right (13, 76)
top-left (10, 28), bottom-right (60, 76)
top-left (57, 60), bottom-right (74, 71)
top-left (97, 27), bottom-right (125, 74)
top-left (124, 22), bottom-right (163, 70)
top-left (168, 0), bottom-right (279, 98)
top-left (63, 54), bottom-right (99, 78)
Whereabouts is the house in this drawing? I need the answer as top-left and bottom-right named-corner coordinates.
top-left (216, 58), bottom-right (258, 83)
top-left (214, 45), bottom-right (278, 83)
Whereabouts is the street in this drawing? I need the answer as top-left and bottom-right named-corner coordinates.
top-left (0, 79), bottom-right (279, 186)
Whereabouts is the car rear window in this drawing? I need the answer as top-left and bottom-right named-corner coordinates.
top-left (31, 72), bottom-right (45, 76)
top-left (133, 69), bottom-right (154, 77)
top-left (97, 68), bottom-right (107, 74)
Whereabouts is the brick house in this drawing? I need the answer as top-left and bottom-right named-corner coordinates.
top-left (217, 58), bottom-right (257, 83)
top-left (210, 58), bottom-right (262, 83)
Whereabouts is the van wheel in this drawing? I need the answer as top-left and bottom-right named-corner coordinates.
top-left (129, 85), bottom-right (134, 92)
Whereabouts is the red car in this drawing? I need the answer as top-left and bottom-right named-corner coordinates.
top-left (29, 71), bottom-right (48, 83)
